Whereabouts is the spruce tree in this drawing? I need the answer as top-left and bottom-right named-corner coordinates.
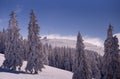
top-left (25, 10), bottom-right (44, 74)
top-left (101, 24), bottom-right (120, 79)
top-left (2, 11), bottom-right (23, 71)
top-left (72, 32), bottom-right (92, 79)
top-left (48, 45), bottom-right (53, 66)
top-left (22, 39), bottom-right (29, 61)
top-left (0, 29), bottom-right (6, 54)
top-left (64, 47), bottom-right (71, 71)
top-left (42, 43), bottom-right (49, 65)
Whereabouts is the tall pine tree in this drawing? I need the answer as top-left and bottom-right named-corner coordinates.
top-left (72, 32), bottom-right (92, 79)
top-left (2, 11), bottom-right (23, 71)
top-left (101, 24), bottom-right (120, 79)
top-left (25, 10), bottom-right (44, 74)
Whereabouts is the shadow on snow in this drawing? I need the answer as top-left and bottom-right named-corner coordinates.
top-left (0, 67), bottom-right (29, 74)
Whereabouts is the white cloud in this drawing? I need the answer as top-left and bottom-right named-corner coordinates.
top-left (42, 34), bottom-right (104, 47)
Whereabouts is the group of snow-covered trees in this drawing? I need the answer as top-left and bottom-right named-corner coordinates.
top-left (0, 10), bottom-right (120, 79)
top-left (48, 46), bottom-right (75, 71)
top-left (0, 10), bottom-right (43, 74)
top-left (72, 25), bottom-right (120, 79)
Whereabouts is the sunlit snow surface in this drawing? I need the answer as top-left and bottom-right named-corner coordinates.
top-left (0, 54), bottom-right (73, 79)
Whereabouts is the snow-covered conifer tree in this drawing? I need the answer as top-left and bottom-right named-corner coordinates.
top-left (101, 24), bottom-right (120, 79)
top-left (0, 29), bottom-right (6, 54)
top-left (25, 10), bottom-right (44, 74)
top-left (22, 39), bottom-right (29, 60)
top-left (72, 32), bottom-right (92, 79)
top-left (64, 47), bottom-right (71, 71)
top-left (42, 43), bottom-right (49, 65)
top-left (48, 45), bottom-right (53, 66)
top-left (2, 11), bottom-right (23, 71)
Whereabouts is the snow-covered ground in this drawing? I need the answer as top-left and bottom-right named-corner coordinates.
top-left (0, 54), bottom-right (73, 79)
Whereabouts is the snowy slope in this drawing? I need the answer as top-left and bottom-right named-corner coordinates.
top-left (0, 54), bottom-right (73, 79)
top-left (41, 39), bottom-right (104, 55)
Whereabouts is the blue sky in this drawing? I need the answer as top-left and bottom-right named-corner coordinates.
top-left (0, 0), bottom-right (120, 40)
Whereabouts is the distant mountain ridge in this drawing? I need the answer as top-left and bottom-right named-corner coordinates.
top-left (41, 33), bottom-right (120, 56)
top-left (41, 38), bottom-right (104, 55)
